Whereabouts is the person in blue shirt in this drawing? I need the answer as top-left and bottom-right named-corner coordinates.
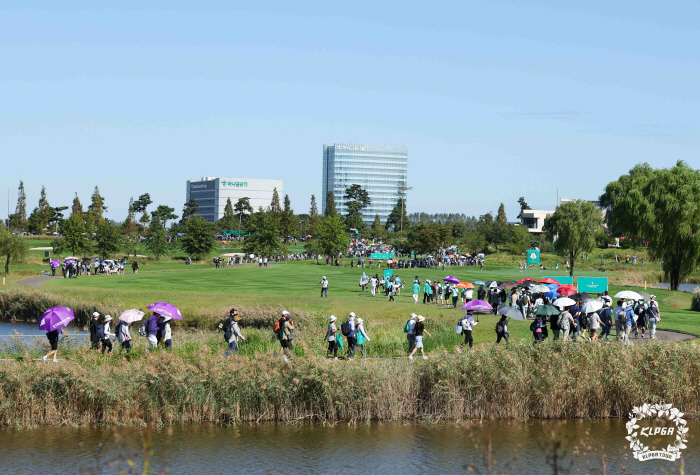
top-left (613, 301), bottom-right (626, 342)
top-left (599, 304), bottom-right (613, 342)
top-left (624, 302), bottom-right (636, 345)
top-left (569, 303), bottom-right (581, 341)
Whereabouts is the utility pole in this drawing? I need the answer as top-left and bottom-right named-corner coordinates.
top-left (398, 184), bottom-right (412, 231)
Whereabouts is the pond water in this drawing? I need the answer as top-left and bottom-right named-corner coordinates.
top-left (656, 283), bottom-right (699, 292)
top-left (0, 420), bottom-right (695, 474)
top-left (0, 321), bottom-right (88, 344)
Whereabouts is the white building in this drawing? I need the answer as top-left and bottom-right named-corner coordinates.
top-left (520, 209), bottom-right (554, 234)
top-left (186, 177), bottom-right (283, 223)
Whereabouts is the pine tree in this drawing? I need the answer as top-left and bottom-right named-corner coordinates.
top-left (180, 198), bottom-right (199, 223)
top-left (280, 194), bottom-right (295, 237)
top-left (122, 198), bottom-right (139, 256)
top-left (371, 214), bottom-right (386, 239)
top-left (324, 190), bottom-right (337, 217)
top-left (270, 188), bottom-right (282, 223)
top-left (386, 198), bottom-right (408, 232)
top-left (307, 195), bottom-right (320, 237)
top-left (496, 203), bottom-right (507, 225)
top-left (218, 197), bottom-right (236, 231)
top-left (37, 186), bottom-right (51, 234)
top-left (233, 197), bottom-right (253, 236)
top-left (13, 181), bottom-right (27, 231)
top-left (71, 193), bottom-right (84, 217)
top-left (86, 186), bottom-right (107, 233)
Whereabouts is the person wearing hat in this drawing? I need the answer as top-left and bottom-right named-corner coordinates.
top-left (224, 309), bottom-right (245, 357)
top-left (412, 279), bottom-right (420, 304)
top-left (408, 315), bottom-right (431, 360)
top-left (162, 316), bottom-right (173, 350)
top-left (116, 316), bottom-right (132, 352)
top-left (280, 313), bottom-right (295, 359)
top-left (423, 280), bottom-right (432, 304)
top-left (146, 312), bottom-right (161, 350)
top-left (355, 318), bottom-right (370, 357)
top-left (345, 312), bottom-right (357, 360)
top-left (101, 315), bottom-right (114, 356)
top-left (404, 313), bottom-right (417, 354)
top-left (319, 276), bottom-right (329, 298)
top-left (89, 312), bottom-right (102, 350)
top-left (326, 315), bottom-right (339, 359)
top-left (647, 295), bottom-right (660, 339)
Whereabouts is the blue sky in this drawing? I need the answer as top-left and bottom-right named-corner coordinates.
top-left (1, 1), bottom-right (698, 223)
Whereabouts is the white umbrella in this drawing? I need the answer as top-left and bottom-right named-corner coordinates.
top-left (581, 300), bottom-right (603, 314)
top-left (119, 309), bottom-right (145, 323)
top-left (531, 284), bottom-right (550, 293)
top-left (615, 290), bottom-right (642, 300)
top-left (488, 281), bottom-right (498, 288)
top-left (553, 297), bottom-right (576, 307)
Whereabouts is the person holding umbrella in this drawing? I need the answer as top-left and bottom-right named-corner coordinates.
top-left (42, 327), bottom-right (61, 362)
top-left (457, 311), bottom-right (478, 351)
top-left (39, 306), bottom-right (75, 363)
top-left (162, 316), bottom-right (173, 350)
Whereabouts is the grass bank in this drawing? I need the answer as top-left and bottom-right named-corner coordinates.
top-left (1, 341), bottom-right (699, 427)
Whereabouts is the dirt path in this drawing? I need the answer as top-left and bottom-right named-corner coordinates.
top-left (629, 329), bottom-right (696, 344)
top-left (17, 276), bottom-right (60, 287)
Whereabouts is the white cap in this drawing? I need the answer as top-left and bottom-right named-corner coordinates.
top-left (650, 295), bottom-right (656, 299)
top-left (349, 312), bottom-right (356, 318)
top-left (357, 318), bottom-right (364, 324)
top-left (92, 312), bottom-right (100, 317)
top-left (282, 310), bottom-right (290, 316)
top-left (323, 276), bottom-right (326, 279)
top-left (410, 313), bottom-right (417, 319)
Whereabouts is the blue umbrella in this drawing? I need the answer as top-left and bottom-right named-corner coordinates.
top-left (545, 283), bottom-right (559, 292)
top-left (545, 291), bottom-right (560, 300)
top-left (91, 257), bottom-right (100, 262)
top-left (473, 281), bottom-right (486, 285)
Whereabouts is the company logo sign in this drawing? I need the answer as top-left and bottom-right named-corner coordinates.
top-left (222, 181), bottom-right (248, 187)
top-left (626, 403), bottom-right (688, 461)
top-left (337, 145), bottom-right (365, 152)
top-left (190, 184), bottom-right (209, 190)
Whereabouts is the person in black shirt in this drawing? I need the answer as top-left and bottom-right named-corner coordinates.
top-left (42, 329), bottom-right (61, 362)
top-left (408, 315), bottom-right (432, 360)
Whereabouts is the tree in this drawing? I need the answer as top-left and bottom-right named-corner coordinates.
top-left (0, 223), bottom-right (28, 276)
top-left (478, 206), bottom-right (509, 253)
top-left (133, 193), bottom-right (152, 227)
top-left (461, 229), bottom-right (487, 254)
top-left (280, 195), bottom-right (296, 237)
top-left (324, 190), bottom-right (337, 217)
top-left (26, 208), bottom-right (42, 234)
top-left (233, 197), bottom-right (253, 236)
top-left (56, 213), bottom-right (91, 257)
top-left (243, 209), bottom-right (282, 257)
top-left (543, 200), bottom-right (603, 277)
top-left (600, 161), bottom-right (700, 290)
top-left (95, 220), bottom-right (123, 259)
top-left (7, 181), bottom-right (27, 232)
top-left (36, 186), bottom-right (51, 234)
top-left (307, 195), bottom-right (320, 237)
top-left (180, 198), bottom-right (199, 223)
top-left (451, 221), bottom-right (467, 239)
top-left (409, 221), bottom-right (449, 256)
top-left (180, 216), bottom-right (216, 260)
top-left (386, 198), bottom-right (409, 232)
top-left (344, 184), bottom-right (371, 231)
top-left (123, 198), bottom-right (138, 237)
top-left (48, 206), bottom-right (68, 234)
top-left (86, 186), bottom-right (107, 233)
top-left (144, 216), bottom-right (169, 260)
top-left (508, 225), bottom-right (532, 255)
top-left (269, 188), bottom-right (282, 222)
top-left (152, 205), bottom-right (178, 228)
top-left (71, 193), bottom-right (84, 217)
top-left (316, 215), bottom-right (347, 257)
top-left (371, 214), bottom-right (386, 239)
top-left (517, 197), bottom-right (531, 219)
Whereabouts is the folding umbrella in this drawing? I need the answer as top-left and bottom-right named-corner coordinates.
top-left (49, 260), bottom-right (61, 268)
top-left (38, 306), bottom-right (75, 332)
top-left (517, 278), bottom-right (537, 285)
top-left (119, 309), bottom-right (146, 323)
top-left (545, 291), bottom-right (560, 300)
top-left (456, 282), bottom-right (474, 289)
top-left (497, 305), bottom-right (525, 321)
top-left (499, 282), bottom-right (518, 290)
top-left (557, 284), bottom-right (577, 296)
top-left (530, 284), bottom-right (551, 293)
top-left (545, 283), bottom-right (559, 292)
top-left (571, 292), bottom-right (593, 303)
top-left (443, 276), bottom-right (460, 284)
top-left (487, 281), bottom-right (498, 288)
top-left (638, 291), bottom-right (652, 301)
top-left (539, 278), bottom-right (559, 285)
top-left (553, 297), bottom-right (576, 307)
top-left (147, 302), bottom-right (182, 320)
top-left (473, 281), bottom-right (486, 285)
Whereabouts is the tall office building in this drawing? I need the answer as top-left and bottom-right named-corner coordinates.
top-left (322, 144), bottom-right (408, 226)
top-left (186, 177), bottom-right (283, 223)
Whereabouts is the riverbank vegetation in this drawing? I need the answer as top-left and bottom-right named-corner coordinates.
top-left (1, 341), bottom-right (699, 427)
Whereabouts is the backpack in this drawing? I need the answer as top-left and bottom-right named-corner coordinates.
top-left (223, 317), bottom-right (233, 341)
top-left (496, 320), bottom-right (505, 334)
top-left (455, 317), bottom-right (464, 334)
top-left (403, 320), bottom-right (411, 333)
top-left (522, 294), bottom-right (529, 305)
top-left (139, 320), bottom-right (148, 337)
top-left (341, 321), bottom-right (351, 337)
top-left (155, 316), bottom-right (165, 342)
top-left (529, 320), bottom-right (537, 332)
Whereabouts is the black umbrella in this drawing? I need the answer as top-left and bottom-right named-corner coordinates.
top-left (571, 292), bottom-right (593, 303)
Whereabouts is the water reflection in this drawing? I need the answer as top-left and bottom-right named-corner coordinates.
top-left (0, 420), bottom-right (695, 474)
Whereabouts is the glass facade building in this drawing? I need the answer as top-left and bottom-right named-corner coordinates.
top-left (322, 144), bottom-right (408, 226)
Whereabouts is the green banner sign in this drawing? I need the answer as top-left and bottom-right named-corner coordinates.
top-left (526, 249), bottom-right (540, 265)
top-left (577, 277), bottom-right (608, 293)
top-left (383, 269), bottom-right (393, 280)
top-left (371, 252), bottom-right (394, 260)
top-left (544, 276), bottom-right (574, 285)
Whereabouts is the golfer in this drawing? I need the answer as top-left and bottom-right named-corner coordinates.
top-left (320, 276), bottom-right (329, 298)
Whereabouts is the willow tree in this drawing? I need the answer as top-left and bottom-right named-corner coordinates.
top-left (600, 161), bottom-right (700, 290)
top-left (543, 200), bottom-right (603, 277)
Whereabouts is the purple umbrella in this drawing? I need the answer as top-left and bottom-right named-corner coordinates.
top-left (50, 260), bottom-right (61, 268)
top-left (443, 276), bottom-right (460, 284)
top-left (38, 306), bottom-right (75, 331)
top-left (64, 259), bottom-right (74, 264)
top-left (147, 302), bottom-right (182, 320)
top-left (460, 300), bottom-right (493, 312)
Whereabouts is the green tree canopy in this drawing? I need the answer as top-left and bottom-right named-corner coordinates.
top-left (152, 205), bottom-right (178, 228)
top-left (280, 194), bottom-right (296, 237)
top-left (0, 223), bottom-right (28, 276)
top-left (316, 215), bottom-right (347, 257)
top-left (134, 193), bottom-right (152, 226)
top-left (543, 200), bottom-right (603, 277)
top-left (307, 194), bottom-right (320, 237)
top-left (386, 198), bottom-right (409, 232)
top-left (233, 197), bottom-right (253, 234)
top-left (409, 222), bottom-right (449, 256)
top-left (95, 220), bottom-right (123, 260)
top-left (371, 214), bottom-right (386, 239)
top-left (517, 197), bottom-right (531, 219)
top-left (344, 184), bottom-right (371, 231)
top-left (243, 209), bottom-right (282, 257)
top-left (180, 198), bottom-right (199, 223)
top-left (180, 216), bottom-right (216, 260)
top-left (324, 190), bottom-right (337, 217)
top-left (144, 215), bottom-right (170, 260)
top-left (600, 161), bottom-right (700, 290)
top-left (55, 213), bottom-right (92, 257)
top-left (7, 181), bottom-right (27, 232)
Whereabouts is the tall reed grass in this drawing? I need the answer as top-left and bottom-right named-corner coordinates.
top-left (1, 341), bottom-right (699, 427)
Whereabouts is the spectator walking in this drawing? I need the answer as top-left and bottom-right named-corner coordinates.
top-left (223, 309), bottom-right (245, 357)
top-left (89, 312), bottom-right (101, 350)
top-left (320, 276), bottom-right (329, 297)
top-left (355, 318), bottom-right (370, 357)
top-left (404, 313), bottom-right (417, 354)
top-left (41, 328), bottom-right (61, 362)
top-left (408, 315), bottom-right (432, 360)
top-left (326, 315), bottom-right (339, 359)
top-left (101, 315), bottom-right (114, 355)
top-left (458, 312), bottom-right (478, 351)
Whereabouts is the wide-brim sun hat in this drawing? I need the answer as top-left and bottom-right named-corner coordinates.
top-left (233, 315), bottom-right (241, 322)
top-left (357, 318), bottom-right (364, 324)
top-left (417, 315), bottom-right (425, 322)
top-left (330, 315), bottom-right (337, 322)
top-left (349, 312), bottom-right (356, 318)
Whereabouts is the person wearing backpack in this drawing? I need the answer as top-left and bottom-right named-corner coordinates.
top-left (404, 313), bottom-right (417, 354)
top-left (613, 300), bottom-right (626, 342)
top-left (495, 315), bottom-right (508, 344)
top-left (224, 309), bottom-right (245, 357)
top-left (599, 304), bottom-right (613, 343)
top-left (458, 312), bottom-right (478, 351)
top-left (326, 315), bottom-right (340, 359)
top-left (531, 315), bottom-right (546, 344)
top-left (280, 313), bottom-right (295, 359)
top-left (146, 313), bottom-right (160, 350)
top-left (89, 312), bottom-right (101, 350)
top-left (557, 307), bottom-right (575, 342)
top-left (550, 312), bottom-right (561, 340)
top-left (408, 316), bottom-right (431, 360)
top-left (342, 313), bottom-right (357, 360)
top-left (635, 301), bottom-right (647, 339)
top-left (116, 318), bottom-right (132, 352)
top-left (355, 318), bottom-right (370, 357)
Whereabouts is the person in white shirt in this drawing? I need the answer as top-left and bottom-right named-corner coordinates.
top-left (356, 318), bottom-right (371, 357)
top-left (163, 316), bottom-right (173, 350)
top-left (326, 315), bottom-right (339, 359)
top-left (458, 312), bottom-right (479, 351)
top-left (102, 315), bottom-right (115, 356)
top-left (320, 276), bottom-right (329, 297)
top-left (370, 276), bottom-right (378, 296)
